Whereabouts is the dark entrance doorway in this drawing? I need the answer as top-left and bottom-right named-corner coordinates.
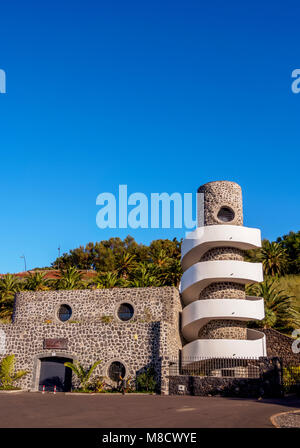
top-left (39, 357), bottom-right (72, 392)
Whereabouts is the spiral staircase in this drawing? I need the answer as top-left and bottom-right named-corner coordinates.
top-left (179, 182), bottom-right (267, 361)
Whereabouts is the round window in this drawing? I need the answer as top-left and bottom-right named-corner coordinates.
top-left (108, 361), bottom-right (126, 381)
top-left (58, 304), bottom-right (72, 322)
top-left (117, 303), bottom-right (134, 321)
top-left (217, 207), bottom-right (235, 223)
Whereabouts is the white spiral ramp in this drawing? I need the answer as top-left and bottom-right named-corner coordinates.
top-left (180, 225), bottom-right (267, 360)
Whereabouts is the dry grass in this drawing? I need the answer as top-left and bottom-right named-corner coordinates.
top-left (276, 275), bottom-right (300, 312)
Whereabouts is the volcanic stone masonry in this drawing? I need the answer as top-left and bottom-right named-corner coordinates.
top-left (198, 182), bottom-right (247, 340)
top-left (0, 287), bottom-right (182, 393)
top-left (180, 180), bottom-right (266, 359)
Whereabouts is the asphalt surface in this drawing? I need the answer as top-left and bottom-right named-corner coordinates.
top-left (0, 392), bottom-right (299, 428)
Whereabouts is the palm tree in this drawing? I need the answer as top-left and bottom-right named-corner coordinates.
top-left (159, 259), bottom-right (182, 287)
top-left (0, 274), bottom-right (21, 295)
top-left (0, 355), bottom-right (28, 390)
top-left (115, 253), bottom-right (137, 279)
top-left (0, 274), bottom-right (21, 320)
top-left (94, 272), bottom-right (125, 289)
top-left (260, 241), bottom-right (288, 276)
top-left (129, 263), bottom-right (162, 287)
top-left (64, 360), bottom-right (102, 391)
top-left (247, 278), bottom-right (300, 332)
top-left (24, 271), bottom-right (50, 291)
top-left (57, 267), bottom-right (83, 290)
top-left (150, 249), bottom-right (171, 269)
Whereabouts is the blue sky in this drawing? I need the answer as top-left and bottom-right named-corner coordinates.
top-left (0, 0), bottom-right (299, 273)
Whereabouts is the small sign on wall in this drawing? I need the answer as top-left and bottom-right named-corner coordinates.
top-left (178, 384), bottom-right (186, 395)
top-left (43, 338), bottom-right (68, 350)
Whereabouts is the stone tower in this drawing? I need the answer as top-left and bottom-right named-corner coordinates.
top-left (180, 181), bottom-right (266, 359)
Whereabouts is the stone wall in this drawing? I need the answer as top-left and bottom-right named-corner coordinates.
top-left (198, 320), bottom-right (247, 340)
top-left (200, 247), bottom-right (245, 262)
top-left (0, 287), bottom-right (182, 393)
top-left (12, 287), bottom-right (179, 325)
top-left (262, 328), bottom-right (300, 366)
top-left (199, 282), bottom-right (245, 300)
top-left (169, 357), bottom-right (283, 398)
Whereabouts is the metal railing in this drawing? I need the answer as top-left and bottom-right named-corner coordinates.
top-left (169, 356), bottom-right (261, 379)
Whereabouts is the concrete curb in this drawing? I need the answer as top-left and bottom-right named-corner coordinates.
top-left (0, 390), bottom-right (156, 396)
top-left (64, 392), bottom-right (156, 396)
top-left (0, 389), bottom-right (26, 394)
top-left (270, 409), bottom-right (300, 428)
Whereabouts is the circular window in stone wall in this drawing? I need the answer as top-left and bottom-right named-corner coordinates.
top-left (117, 303), bottom-right (134, 321)
top-left (108, 361), bottom-right (126, 381)
top-left (58, 304), bottom-right (72, 322)
top-left (217, 206), bottom-right (235, 223)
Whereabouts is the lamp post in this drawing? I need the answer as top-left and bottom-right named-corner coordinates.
top-left (57, 246), bottom-right (61, 269)
top-left (20, 255), bottom-right (27, 272)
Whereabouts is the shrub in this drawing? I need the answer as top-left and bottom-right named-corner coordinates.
top-left (64, 359), bottom-right (102, 391)
top-left (0, 355), bottom-right (28, 390)
top-left (136, 367), bottom-right (156, 392)
top-left (87, 376), bottom-right (108, 393)
top-left (283, 366), bottom-right (300, 393)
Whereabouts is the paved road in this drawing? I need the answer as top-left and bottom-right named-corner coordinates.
top-left (0, 393), bottom-right (299, 428)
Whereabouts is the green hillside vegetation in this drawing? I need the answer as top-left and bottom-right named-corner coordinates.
top-left (276, 275), bottom-right (300, 312)
top-left (0, 231), bottom-right (299, 335)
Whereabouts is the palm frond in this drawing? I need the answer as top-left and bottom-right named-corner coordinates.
top-left (12, 370), bottom-right (28, 381)
top-left (64, 362), bottom-right (82, 379)
top-left (85, 360), bottom-right (102, 382)
top-left (0, 355), bottom-right (15, 380)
